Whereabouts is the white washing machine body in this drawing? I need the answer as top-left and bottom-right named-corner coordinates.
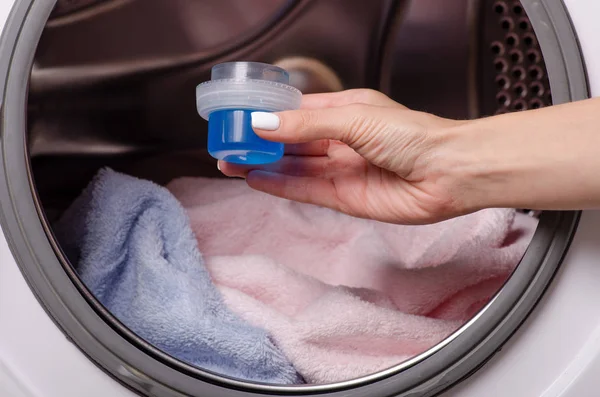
top-left (1, 1), bottom-right (600, 397)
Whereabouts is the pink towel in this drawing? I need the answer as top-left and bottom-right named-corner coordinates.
top-left (166, 177), bottom-right (538, 384)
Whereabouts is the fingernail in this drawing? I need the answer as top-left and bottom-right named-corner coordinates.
top-left (251, 112), bottom-right (280, 130)
top-left (217, 161), bottom-right (221, 171)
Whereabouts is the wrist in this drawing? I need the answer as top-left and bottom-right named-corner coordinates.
top-left (426, 116), bottom-right (524, 213)
top-left (426, 98), bottom-right (600, 214)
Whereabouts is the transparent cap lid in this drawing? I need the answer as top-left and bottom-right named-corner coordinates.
top-left (196, 61), bottom-right (302, 119)
top-left (211, 61), bottom-right (290, 84)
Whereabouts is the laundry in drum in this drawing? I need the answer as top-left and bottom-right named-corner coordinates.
top-left (54, 167), bottom-right (538, 385)
top-left (196, 61), bottom-right (302, 165)
top-left (53, 169), bottom-right (303, 385)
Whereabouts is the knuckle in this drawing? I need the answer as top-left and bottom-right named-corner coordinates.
top-left (297, 110), bottom-right (319, 133)
top-left (342, 104), bottom-right (377, 143)
top-left (278, 110), bottom-right (320, 140)
top-left (344, 88), bottom-right (388, 105)
top-left (356, 88), bottom-right (383, 103)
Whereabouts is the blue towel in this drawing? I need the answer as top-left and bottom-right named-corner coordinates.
top-left (53, 168), bottom-right (302, 384)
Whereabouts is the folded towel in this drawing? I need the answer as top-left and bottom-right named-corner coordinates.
top-left (53, 168), bottom-right (302, 385)
top-left (167, 176), bottom-right (538, 384)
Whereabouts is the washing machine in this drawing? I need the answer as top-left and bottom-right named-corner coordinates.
top-left (0, 0), bottom-right (599, 396)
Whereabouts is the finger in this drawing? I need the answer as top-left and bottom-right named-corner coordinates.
top-left (300, 89), bottom-right (404, 109)
top-left (250, 104), bottom-right (391, 145)
top-left (217, 160), bottom-right (249, 178)
top-left (285, 140), bottom-right (330, 156)
top-left (246, 170), bottom-right (347, 213)
top-left (219, 155), bottom-right (358, 179)
top-left (219, 156), bottom-right (328, 178)
top-left (217, 141), bottom-right (333, 177)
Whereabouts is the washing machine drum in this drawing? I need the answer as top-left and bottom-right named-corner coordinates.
top-left (0, 0), bottom-right (585, 396)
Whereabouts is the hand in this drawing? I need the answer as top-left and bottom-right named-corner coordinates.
top-left (218, 89), bottom-right (468, 225)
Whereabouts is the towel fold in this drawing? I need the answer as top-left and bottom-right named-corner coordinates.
top-left (167, 176), bottom-right (538, 384)
top-left (53, 168), bottom-right (302, 385)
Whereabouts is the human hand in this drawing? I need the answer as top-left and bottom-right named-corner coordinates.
top-left (218, 89), bottom-right (468, 224)
top-left (219, 90), bottom-right (600, 219)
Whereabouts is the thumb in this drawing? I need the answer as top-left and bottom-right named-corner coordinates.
top-left (250, 104), bottom-right (389, 147)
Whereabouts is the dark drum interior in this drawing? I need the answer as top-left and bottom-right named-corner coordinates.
top-left (28, 0), bottom-right (552, 221)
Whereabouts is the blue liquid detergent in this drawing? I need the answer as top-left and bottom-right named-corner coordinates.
top-left (208, 109), bottom-right (284, 165)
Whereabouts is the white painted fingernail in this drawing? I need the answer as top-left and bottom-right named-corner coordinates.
top-left (251, 112), bottom-right (280, 130)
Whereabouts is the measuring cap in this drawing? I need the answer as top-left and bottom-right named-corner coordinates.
top-left (196, 62), bottom-right (302, 165)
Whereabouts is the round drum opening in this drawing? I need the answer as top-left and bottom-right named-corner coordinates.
top-left (0, 0), bottom-right (584, 396)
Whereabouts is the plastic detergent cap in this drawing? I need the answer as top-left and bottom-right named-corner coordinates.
top-left (196, 61), bottom-right (302, 119)
top-left (196, 62), bottom-right (302, 165)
